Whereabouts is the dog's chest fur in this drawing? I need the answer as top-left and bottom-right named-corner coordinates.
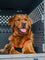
top-left (8, 35), bottom-right (31, 48)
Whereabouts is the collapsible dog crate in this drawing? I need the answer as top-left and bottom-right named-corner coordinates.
top-left (0, 0), bottom-right (44, 60)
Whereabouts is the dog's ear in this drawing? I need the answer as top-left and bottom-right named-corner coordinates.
top-left (26, 14), bottom-right (32, 24)
top-left (29, 18), bottom-right (32, 24)
top-left (28, 17), bottom-right (32, 29)
top-left (8, 15), bottom-right (15, 28)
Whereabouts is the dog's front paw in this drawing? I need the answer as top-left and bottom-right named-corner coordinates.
top-left (10, 47), bottom-right (23, 54)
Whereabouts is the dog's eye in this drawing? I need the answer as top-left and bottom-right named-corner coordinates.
top-left (25, 19), bottom-right (27, 21)
top-left (17, 19), bottom-right (20, 21)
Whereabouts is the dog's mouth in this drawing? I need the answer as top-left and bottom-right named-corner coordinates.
top-left (17, 28), bottom-right (26, 33)
top-left (20, 28), bottom-right (26, 33)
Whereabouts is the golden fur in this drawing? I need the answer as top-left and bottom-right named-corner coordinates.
top-left (0, 14), bottom-right (35, 54)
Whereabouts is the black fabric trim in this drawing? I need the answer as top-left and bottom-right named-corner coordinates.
top-left (15, 48), bottom-right (22, 53)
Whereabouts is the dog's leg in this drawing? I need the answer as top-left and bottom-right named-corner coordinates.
top-left (10, 47), bottom-right (22, 54)
top-left (0, 43), bottom-right (11, 54)
top-left (22, 41), bottom-right (36, 54)
top-left (0, 49), bottom-right (5, 53)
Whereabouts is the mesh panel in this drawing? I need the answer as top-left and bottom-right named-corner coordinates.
top-left (0, 15), bottom-right (12, 33)
top-left (29, 1), bottom-right (44, 23)
top-left (0, 15), bottom-right (11, 26)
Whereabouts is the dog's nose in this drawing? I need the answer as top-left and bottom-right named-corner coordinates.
top-left (22, 22), bottom-right (26, 26)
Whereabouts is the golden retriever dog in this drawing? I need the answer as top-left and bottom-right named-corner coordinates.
top-left (0, 14), bottom-right (35, 54)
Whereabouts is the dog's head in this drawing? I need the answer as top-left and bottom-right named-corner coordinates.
top-left (8, 14), bottom-right (32, 36)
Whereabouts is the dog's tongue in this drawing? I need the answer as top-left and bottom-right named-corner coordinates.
top-left (20, 28), bottom-right (26, 32)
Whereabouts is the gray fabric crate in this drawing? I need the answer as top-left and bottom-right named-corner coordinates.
top-left (0, 1), bottom-right (44, 53)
